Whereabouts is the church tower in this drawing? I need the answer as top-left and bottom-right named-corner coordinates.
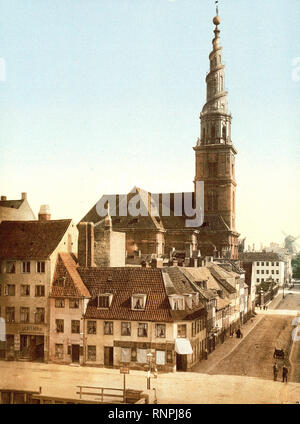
top-left (194, 12), bottom-right (239, 259)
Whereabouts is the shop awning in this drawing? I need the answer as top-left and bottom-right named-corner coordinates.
top-left (175, 338), bottom-right (193, 355)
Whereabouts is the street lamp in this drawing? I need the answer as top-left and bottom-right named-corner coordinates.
top-left (146, 352), bottom-right (158, 390)
top-left (146, 353), bottom-right (153, 390)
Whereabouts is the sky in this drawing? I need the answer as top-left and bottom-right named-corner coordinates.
top-left (0, 0), bottom-right (299, 250)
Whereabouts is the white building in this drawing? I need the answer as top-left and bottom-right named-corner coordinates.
top-left (239, 252), bottom-right (285, 288)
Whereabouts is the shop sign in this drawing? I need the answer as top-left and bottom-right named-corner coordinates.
top-left (20, 325), bottom-right (44, 333)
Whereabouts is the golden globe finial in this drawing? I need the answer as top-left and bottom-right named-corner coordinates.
top-left (213, 15), bottom-right (221, 26)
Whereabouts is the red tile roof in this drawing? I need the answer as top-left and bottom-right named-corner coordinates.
top-left (77, 267), bottom-right (173, 322)
top-left (51, 253), bottom-right (91, 298)
top-left (0, 220), bottom-right (72, 260)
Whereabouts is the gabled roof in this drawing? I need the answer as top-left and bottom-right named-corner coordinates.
top-left (80, 188), bottom-right (198, 234)
top-left (179, 267), bottom-right (218, 301)
top-left (181, 267), bottom-right (220, 290)
top-left (206, 263), bottom-right (237, 294)
top-left (51, 253), bottom-right (91, 298)
top-left (162, 267), bottom-right (205, 320)
top-left (216, 297), bottom-right (231, 311)
top-left (78, 267), bottom-right (173, 322)
top-left (239, 252), bottom-right (283, 262)
top-left (162, 267), bottom-right (195, 295)
top-left (0, 199), bottom-right (24, 209)
top-left (0, 220), bottom-right (72, 260)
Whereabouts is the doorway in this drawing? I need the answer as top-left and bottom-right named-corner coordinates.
top-left (71, 344), bottom-right (80, 363)
top-left (20, 335), bottom-right (44, 361)
top-left (104, 346), bottom-right (113, 367)
top-left (176, 353), bottom-right (187, 371)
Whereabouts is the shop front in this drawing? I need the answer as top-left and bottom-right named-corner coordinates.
top-left (175, 339), bottom-right (193, 372)
top-left (20, 335), bottom-right (44, 361)
top-left (4, 324), bottom-right (47, 362)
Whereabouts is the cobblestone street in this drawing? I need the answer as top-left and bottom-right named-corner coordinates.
top-left (194, 287), bottom-right (300, 385)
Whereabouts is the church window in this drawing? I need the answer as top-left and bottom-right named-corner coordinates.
top-left (220, 75), bottom-right (224, 91)
top-left (211, 125), bottom-right (216, 139)
top-left (222, 125), bottom-right (226, 140)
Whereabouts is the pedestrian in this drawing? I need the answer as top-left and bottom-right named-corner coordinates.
top-left (273, 362), bottom-right (278, 381)
top-left (282, 365), bottom-right (288, 383)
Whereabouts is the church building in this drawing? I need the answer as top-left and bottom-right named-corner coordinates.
top-left (81, 12), bottom-right (240, 261)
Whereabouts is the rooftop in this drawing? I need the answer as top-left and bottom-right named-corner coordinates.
top-left (0, 219), bottom-right (72, 260)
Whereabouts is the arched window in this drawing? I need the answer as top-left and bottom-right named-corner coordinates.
top-left (220, 76), bottom-right (224, 91)
top-left (222, 125), bottom-right (226, 140)
top-left (211, 125), bottom-right (216, 139)
top-left (202, 128), bottom-right (206, 142)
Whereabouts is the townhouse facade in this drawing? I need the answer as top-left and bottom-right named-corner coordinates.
top-left (0, 215), bottom-right (78, 361)
top-left (48, 253), bottom-right (90, 365)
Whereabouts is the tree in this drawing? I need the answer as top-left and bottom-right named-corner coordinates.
top-left (292, 253), bottom-right (300, 278)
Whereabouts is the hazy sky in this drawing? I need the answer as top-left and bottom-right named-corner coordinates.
top-left (0, 0), bottom-right (299, 249)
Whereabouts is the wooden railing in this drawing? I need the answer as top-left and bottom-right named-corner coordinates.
top-left (76, 385), bottom-right (125, 403)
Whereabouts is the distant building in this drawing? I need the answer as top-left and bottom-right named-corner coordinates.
top-left (239, 252), bottom-right (285, 288)
top-left (0, 193), bottom-right (35, 223)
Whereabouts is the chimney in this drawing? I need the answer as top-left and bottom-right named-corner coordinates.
top-left (169, 247), bottom-right (175, 259)
top-left (21, 192), bottom-right (27, 200)
top-left (38, 205), bottom-right (51, 221)
top-left (1, 196), bottom-right (7, 201)
top-left (78, 222), bottom-right (95, 267)
top-left (151, 258), bottom-right (163, 268)
top-left (185, 243), bottom-right (193, 259)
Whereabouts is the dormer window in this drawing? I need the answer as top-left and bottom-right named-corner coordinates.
top-left (131, 294), bottom-right (146, 310)
top-left (193, 292), bottom-right (199, 306)
top-left (184, 294), bottom-right (193, 309)
top-left (97, 293), bottom-right (113, 309)
top-left (54, 277), bottom-right (66, 287)
top-left (169, 295), bottom-right (185, 311)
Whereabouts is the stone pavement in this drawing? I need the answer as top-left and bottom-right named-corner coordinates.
top-left (0, 360), bottom-right (299, 404)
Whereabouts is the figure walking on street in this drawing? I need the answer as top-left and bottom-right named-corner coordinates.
top-left (282, 365), bottom-right (288, 383)
top-left (273, 362), bottom-right (278, 381)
